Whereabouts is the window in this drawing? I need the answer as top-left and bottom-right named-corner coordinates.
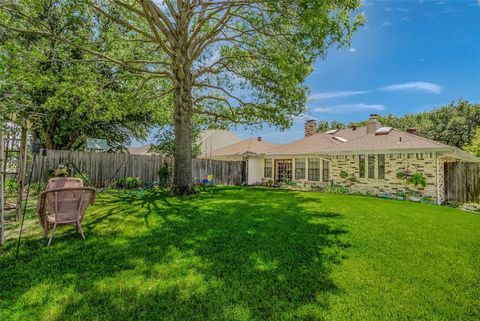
top-left (308, 158), bottom-right (320, 181)
top-left (378, 154), bottom-right (385, 179)
top-left (322, 160), bottom-right (330, 182)
top-left (264, 159), bottom-right (272, 178)
top-left (359, 155), bottom-right (366, 178)
top-left (368, 154), bottom-right (375, 179)
top-left (295, 158), bottom-right (305, 180)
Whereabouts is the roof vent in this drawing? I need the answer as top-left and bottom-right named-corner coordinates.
top-left (375, 127), bottom-right (393, 136)
top-left (326, 129), bottom-right (339, 135)
top-left (257, 137), bottom-right (262, 141)
top-left (333, 136), bottom-right (348, 142)
top-left (406, 128), bottom-right (417, 135)
top-left (351, 125), bottom-right (357, 131)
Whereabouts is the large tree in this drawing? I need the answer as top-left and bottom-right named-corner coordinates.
top-left (1, 0), bottom-right (364, 194)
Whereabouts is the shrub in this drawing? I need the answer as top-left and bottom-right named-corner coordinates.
top-left (407, 173), bottom-right (427, 188)
top-left (261, 177), bottom-right (274, 187)
top-left (53, 166), bottom-right (70, 177)
top-left (340, 171), bottom-right (349, 179)
top-left (114, 177), bottom-right (144, 189)
top-left (395, 191), bottom-right (407, 200)
top-left (323, 185), bottom-right (350, 195)
top-left (421, 197), bottom-right (435, 205)
top-left (443, 201), bottom-right (459, 208)
top-left (5, 178), bottom-right (18, 196)
top-left (29, 182), bottom-right (47, 195)
top-left (158, 163), bottom-right (172, 188)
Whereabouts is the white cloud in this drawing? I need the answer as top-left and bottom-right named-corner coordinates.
top-left (400, 16), bottom-right (411, 21)
top-left (314, 103), bottom-right (386, 114)
top-left (443, 6), bottom-right (461, 14)
top-left (382, 21), bottom-right (392, 27)
top-left (380, 82), bottom-right (442, 94)
top-left (308, 90), bottom-right (369, 100)
top-left (384, 7), bottom-right (393, 12)
top-left (348, 47), bottom-right (357, 53)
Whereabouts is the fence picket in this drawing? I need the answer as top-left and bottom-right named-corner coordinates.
top-left (444, 162), bottom-right (480, 203)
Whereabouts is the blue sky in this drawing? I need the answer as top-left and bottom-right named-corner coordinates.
top-left (133, 0), bottom-right (480, 146)
top-left (233, 0), bottom-right (480, 143)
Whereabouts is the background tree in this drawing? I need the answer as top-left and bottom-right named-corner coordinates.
top-left (342, 100), bottom-right (479, 149)
top-left (316, 120), bottom-right (346, 132)
top-left (1, 0), bottom-right (364, 194)
top-left (150, 124), bottom-right (201, 158)
top-left (0, 0), bottom-right (168, 150)
top-left (465, 128), bottom-right (480, 157)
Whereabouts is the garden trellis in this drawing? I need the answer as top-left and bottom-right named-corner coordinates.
top-left (0, 121), bottom-right (25, 245)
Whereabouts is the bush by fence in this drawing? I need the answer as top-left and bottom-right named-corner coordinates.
top-left (30, 150), bottom-right (245, 187)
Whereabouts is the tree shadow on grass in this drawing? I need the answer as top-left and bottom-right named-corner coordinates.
top-left (0, 187), bottom-right (350, 321)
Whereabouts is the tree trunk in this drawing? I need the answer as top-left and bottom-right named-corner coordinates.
top-left (171, 44), bottom-right (194, 195)
top-left (172, 102), bottom-right (193, 195)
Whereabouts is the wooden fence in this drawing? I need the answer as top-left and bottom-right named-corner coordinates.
top-left (444, 162), bottom-right (480, 203)
top-left (30, 150), bottom-right (245, 187)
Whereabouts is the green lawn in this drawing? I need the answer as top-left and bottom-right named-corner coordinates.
top-left (1, 187), bottom-right (479, 321)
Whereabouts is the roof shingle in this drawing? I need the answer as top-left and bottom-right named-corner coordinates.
top-left (211, 138), bottom-right (280, 156)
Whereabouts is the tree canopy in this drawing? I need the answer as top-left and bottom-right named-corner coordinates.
top-left (1, 0), bottom-right (364, 194)
top-left (0, 0), bottom-right (168, 149)
top-left (465, 128), bottom-right (480, 157)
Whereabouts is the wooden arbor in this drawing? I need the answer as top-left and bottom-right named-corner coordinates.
top-left (0, 114), bottom-right (34, 245)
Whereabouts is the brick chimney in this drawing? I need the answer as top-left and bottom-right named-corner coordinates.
top-left (406, 128), bottom-right (417, 135)
top-left (304, 119), bottom-right (317, 137)
top-left (366, 114), bottom-right (381, 134)
top-left (257, 137), bottom-right (262, 141)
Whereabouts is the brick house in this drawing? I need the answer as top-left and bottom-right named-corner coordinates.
top-left (203, 115), bottom-right (478, 204)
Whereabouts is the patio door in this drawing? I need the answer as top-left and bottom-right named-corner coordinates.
top-left (275, 159), bottom-right (293, 183)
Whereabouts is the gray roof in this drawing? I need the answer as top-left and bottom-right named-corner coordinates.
top-left (199, 130), bottom-right (242, 157)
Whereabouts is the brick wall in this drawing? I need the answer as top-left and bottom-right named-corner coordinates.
top-left (329, 152), bottom-right (438, 199)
